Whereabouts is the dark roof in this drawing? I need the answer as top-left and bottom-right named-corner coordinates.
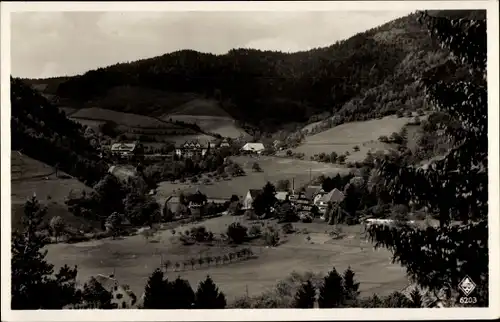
top-left (303, 186), bottom-right (322, 200)
top-left (248, 189), bottom-right (262, 199)
top-left (187, 190), bottom-right (208, 204)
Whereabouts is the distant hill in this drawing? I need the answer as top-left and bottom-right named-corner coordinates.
top-left (23, 10), bottom-right (483, 133)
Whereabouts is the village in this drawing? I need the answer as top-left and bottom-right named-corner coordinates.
top-left (104, 136), bottom-right (350, 226)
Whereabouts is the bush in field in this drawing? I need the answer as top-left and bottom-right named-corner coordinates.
top-left (263, 226), bottom-right (280, 246)
top-left (226, 222), bottom-right (248, 244)
top-left (248, 225), bottom-right (262, 237)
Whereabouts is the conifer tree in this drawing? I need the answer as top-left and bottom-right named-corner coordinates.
top-left (142, 269), bottom-right (171, 309)
top-left (342, 266), bottom-right (360, 304)
top-left (292, 280), bottom-right (317, 308)
top-left (170, 276), bottom-right (195, 309)
top-left (194, 275), bottom-right (227, 309)
top-left (318, 267), bottom-right (345, 308)
top-left (11, 196), bottom-right (81, 309)
top-left (367, 10), bottom-right (488, 307)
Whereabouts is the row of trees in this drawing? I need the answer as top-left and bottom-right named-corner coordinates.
top-left (143, 271), bottom-right (226, 309)
top-left (161, 248), bottom-right (254, 273)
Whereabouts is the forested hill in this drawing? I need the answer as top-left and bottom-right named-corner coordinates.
top-left (22, 10), bottom-right (483, 132)
top-left (11, 77), bottom-right (107, 186)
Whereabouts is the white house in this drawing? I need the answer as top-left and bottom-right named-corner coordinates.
top-left (110, 143), bottom-right (137, 158)
top-left (175, 140), bottom-right (209, 158)
top-left (241, 142), bottom-right (265, 154)
top-left (242, 189), bottom-right (262, 210)
top-left (94, 274), bottom-right (137, 309)
top-left (315, 188), bottom-right (345, 214)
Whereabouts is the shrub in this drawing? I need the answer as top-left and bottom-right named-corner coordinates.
top-left (226, 222), bottom-right (248, 244)
top-left (189, 226), bottom-right (213, 243)
top-left (353, 146), bottom-right (360, 152)
top-left (281, 223), bottom-right (294, 234)
top-left (248, 225), bottom-right (262, 237)
top-left (263, 226), bottom-right (280, 247)
top-left (378, 135), bottom-right (389, 143)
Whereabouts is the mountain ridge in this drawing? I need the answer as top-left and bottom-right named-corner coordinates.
top-left (21, 11), bottom-right (480, 133)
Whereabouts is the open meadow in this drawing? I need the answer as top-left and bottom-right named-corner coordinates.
top-left (11, 152), bottom-right (99, 232)
top-left (44, 215), bottom-right (409, 305)
top-left (284, 115), bottom-right (416, 162)
top-left (162, 98), bottom-right (249, 139)
top-left (155, 156), bottom-right (351, 203)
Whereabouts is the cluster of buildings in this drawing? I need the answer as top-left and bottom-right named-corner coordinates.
top-left (107, 138), bottom-right (268, 160)
top-left (242, 185), bottom-right (345, 218)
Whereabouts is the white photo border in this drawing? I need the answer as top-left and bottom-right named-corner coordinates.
top-left (1, 1), bottom-right (499, 321)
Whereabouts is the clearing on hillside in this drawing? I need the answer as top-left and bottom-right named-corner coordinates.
top-left (69, 107), bottom-right (206, 142)
top-left (163, 99), bottom-right (249, 138)
top-left (11, 152), bottom-right (99, 232)
top-left (44, 215), bottom-right (408, 305)
top-left (284, 115), bottom-right (415, 162)
top-left (70, 108), bottom-right (177, 128)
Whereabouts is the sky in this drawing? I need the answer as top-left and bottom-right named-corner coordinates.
top-left (11, 11), bottom-right (412, 79)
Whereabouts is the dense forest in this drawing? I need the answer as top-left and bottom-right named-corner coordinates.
top-left (11, 77), bottom-right (107, 185)
top-left (21, 11), bottom-right (482, 132)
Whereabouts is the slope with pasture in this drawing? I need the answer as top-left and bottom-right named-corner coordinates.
top-left (163, 99), bottom-right (249, 139)
top-left (286, 115), bottom-right (414, 162)
top-left (11, 151), bottom-right (100, 232)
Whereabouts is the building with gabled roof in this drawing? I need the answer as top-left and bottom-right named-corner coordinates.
top-left (175, 139), bottom-right (210, 158)
top-left (315, 188), bottom-right (345, 214)
top-left (242, 189), bottom-right (262, 210)
top-left (241, 142), bottom-right (265, 154)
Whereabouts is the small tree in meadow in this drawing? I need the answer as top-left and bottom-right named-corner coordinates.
top-left (226, 222), bottom-right (248, 244)
top-left (252, 162), bottom-right (263, 172)
top-left (49, 216), bottom-right (65, 242)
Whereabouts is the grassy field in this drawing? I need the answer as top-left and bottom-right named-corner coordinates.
top-left (11, 152), bottom-right (99, 232)
top-left (68, 107), bottom-right (215, 145)
top-left (44, 215), bottom-right (408, 304)
top-left (155, 156), bottom-right (351, 204)
top-left (162, 98), bottom-right (249, 139)
top-left (70, 108), bottom-right (177, 128)
top-left (282, 115), bottom-right (416, 162)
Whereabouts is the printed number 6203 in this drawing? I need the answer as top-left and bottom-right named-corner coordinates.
top-left (459, 297), bottom-right (478, 304)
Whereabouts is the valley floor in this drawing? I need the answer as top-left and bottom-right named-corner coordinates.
top-left (44, 216), bottom-right (408, 304)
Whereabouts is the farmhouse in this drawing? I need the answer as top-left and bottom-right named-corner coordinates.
top-left (315, 188), bottom-right (345, 214)
top-left (242, 189), bottom-right (262, 210)
top-left (94, 274), bottom-right (137, 309)
top-left (187, 190), bottom-right (208, 219)
top-left (175, 140), bottom-right (210, 158)
top-left (110, 142), bottom-right (142, 158)
top-left (241, 142), bottom-right (265, 154)
top-left (303, 185), bottom-right (323, 201)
